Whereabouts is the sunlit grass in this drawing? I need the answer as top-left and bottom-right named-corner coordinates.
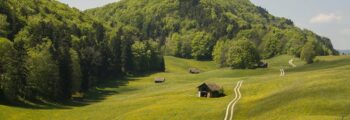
top-left (0, 55), bottom-right (349, 120)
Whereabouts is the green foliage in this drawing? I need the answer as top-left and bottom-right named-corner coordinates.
top-left (120, 35), bottom-right (134, 73)
top-left (301, 41), bottom-right (316, 64)
top-left (0, 14), bottom-right (9, 37)
top-left (226, 39), bottom-right (261, 69)
top-left (166, 33), bottom-right (192, 58)
top-left (166, 31), bottom-right (215, 60)
top-left (0, 0), bottom-right (339, 103)
top-left (26, 40), bottom-right (60, 100)
top-left (212, 40), bottom-right (228, 67)
top-left (0, 0), bottom-right (165, 102)
top-left (86, 0), bottom-right (338, 62)
top-left (0, 37), bottom-right (13, 99)
top-left (213, 38), bottom-right (261, 69)
top-left (147, 40), bottom-right (166, 72)
top-left (132, 41), bottom-right (150, 72)
top-left (107, 30), bottom-right (123, 77)
top-left (0, 38), bottom-right (13, 70)
top-left (3, 39), bottom-right (28, 102)
top-left (69, 49), bottom-right (82, 94)
top-left (132, 40), bottom-right (165, 72)
top-left (284, 28), bottom-right (306, 57)
top-left (191, 32), bottom-right (214, 60)
top-left (261, 28), bottom-right (284, 59)
top-left (3, 56), bottom-right (350, 119)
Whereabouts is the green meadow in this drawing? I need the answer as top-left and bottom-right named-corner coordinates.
top-left (0, 55), bottom-right (349, 120)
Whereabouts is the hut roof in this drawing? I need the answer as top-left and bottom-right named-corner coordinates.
top-left (154, 78), bottom-right (165, 82)
top-left (198, 83), bottom-right (221, 91)
top-left (189, 68), bottom-right (200, 73)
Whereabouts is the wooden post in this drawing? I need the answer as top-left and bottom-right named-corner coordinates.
top-left (280, 69), bottom-right (283, 76)
top-left (280, 68), bottom-right (285, 76)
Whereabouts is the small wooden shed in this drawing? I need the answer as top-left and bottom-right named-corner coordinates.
top-left (71, 92), bottom-right (84, 101)
top-left (189, 68), bottom-right (200, 74)
top-left (197, 83), bottom-right (223, 98)
top-left (154, 78), bottom-right (165, 83)
top-left (257, 61), bottom-right (268, 68)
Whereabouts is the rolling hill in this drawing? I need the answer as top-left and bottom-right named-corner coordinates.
top-left (0, 0), bottom-right (164, 102)
top-left (86, 0), bottom-right (338, 60)
top-left (0, 0), bottom-right (348, 119)
top-left (0, 55), bottom-right (349, 119)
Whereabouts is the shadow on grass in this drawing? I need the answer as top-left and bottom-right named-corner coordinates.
top-left (0, 77), bottom-right (143, 109)
top-left (83, 77), bottom-right (139, 103)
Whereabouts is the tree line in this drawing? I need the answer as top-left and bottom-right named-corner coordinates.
top-left (87, 0), bottom-right (338, 68)
top-left (0, 0), bottom-right (164, 103)
top-left (0, 0), bottom-right (340, 103)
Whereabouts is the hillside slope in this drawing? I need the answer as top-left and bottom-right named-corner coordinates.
top-left (1, 0), bottom-right (109, 101)
top-left (0, 55), bottom-right (349, 119)
top-left (0, 0), bottom-right (164, 102)
top-left (86, 0), bottom-right (338, 60)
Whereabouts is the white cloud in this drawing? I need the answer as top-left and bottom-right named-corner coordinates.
top-left (310, 13), bottom-right (342, 24)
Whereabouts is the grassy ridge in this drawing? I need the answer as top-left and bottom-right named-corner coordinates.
top-left (0, 55), bottom-right (349, 120)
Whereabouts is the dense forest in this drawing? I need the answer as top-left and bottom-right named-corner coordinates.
top-left (87, 0), bottom-right (338, 67)
top-left (0, 0), bottom-right (164, 103)
top-left (0, 0), bottom-right (338, 103)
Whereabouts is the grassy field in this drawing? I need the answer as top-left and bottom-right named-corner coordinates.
top-left (0, 55), bottom-right (350, 120)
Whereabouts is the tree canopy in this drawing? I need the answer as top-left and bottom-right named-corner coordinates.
top-left (0, 0), bottom-right (164, 103)
top-left (86, 0), bottom-right (338, 63)
top-left (212, 38), bottom-right (260, 69)
top-left (0, 0), bottom-right (339, 103)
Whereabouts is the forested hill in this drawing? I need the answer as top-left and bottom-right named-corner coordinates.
top-left (0, 0), bottom-right (338, 104)
top-left (0, 0), bottom-right (164, 103)
top-left (86, 0), bottom-right (338, 61)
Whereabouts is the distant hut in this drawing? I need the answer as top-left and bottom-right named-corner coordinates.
top-left (197, 83), bottom-right (224, 98)
top-left (71, 92), bottom-right (84, 101)
top-left (189, 68), bottom-right (200, 74)
top-left (257, 61), bottom-right (268, 68)
top-left (154, 78), bottom-right (165, 83)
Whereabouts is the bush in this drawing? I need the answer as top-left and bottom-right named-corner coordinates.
top-left (212, 40), bottom-right (229, 67)
top-left (301, 41), bottom-right (316, 64)
top-left (226, 38), bottom-right (261, 69)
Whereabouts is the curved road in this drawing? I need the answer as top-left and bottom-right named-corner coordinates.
top-left (224, 81), bottom-right (243, 120)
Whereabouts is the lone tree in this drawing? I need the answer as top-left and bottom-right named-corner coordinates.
top-left (226, 38), bottom-right (260, 69)
top-left (300, 41), bottom-right (316, 64)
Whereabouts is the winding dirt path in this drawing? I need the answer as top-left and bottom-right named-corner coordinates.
top-left (224, 81), bottom-right (243, 120)
top-left (289, 58), bottom-right (296, 67)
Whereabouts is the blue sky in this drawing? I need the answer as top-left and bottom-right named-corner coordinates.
top-left (58, 0), bottom-right (350, 50)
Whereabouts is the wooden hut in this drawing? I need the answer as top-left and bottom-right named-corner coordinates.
top-left (154, 78), bottom-right (165, 83)
top-left (71, 92), bottom-right (84, 101)
top-left (189, 68), bottom-right (200, 74)
top-left (257, 61), bottom-right (268, 68)
top-left (197, 83), bottom-right (223, 98)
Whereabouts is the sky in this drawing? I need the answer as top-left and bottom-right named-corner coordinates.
top-left (58, 0), bottom-right (117, 10)
top-left (250, 0), bottom-right (350, 50)
top-left (58, 0), bottom-right (350, 50)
